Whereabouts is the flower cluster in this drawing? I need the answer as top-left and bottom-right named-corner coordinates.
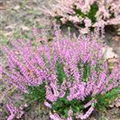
top-left (6, 103), bottom-right (28, 120)
top-left (44, 0), bottom-right (120, 33)
top-left (1, 29), bottom-right (120, 120)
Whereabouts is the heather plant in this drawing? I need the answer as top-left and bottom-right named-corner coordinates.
top-left (0, 29), bottom-right (120, 120)
top-left (44, 0), bottom-right (120, 33)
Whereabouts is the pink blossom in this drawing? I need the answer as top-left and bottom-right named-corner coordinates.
top-left (44, 101), bottom-right (52, 108)
top-left (77, 106), bottom-right (94, 119)
top-left (50, 113), bottom-right (64, 120)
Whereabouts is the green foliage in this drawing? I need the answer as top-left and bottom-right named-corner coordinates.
top-left (74, 3), bottom-right (98, 24)
top-left (87, 3), bottom-right (98, 23)
top-left (24, 82), bottom-right (46, 104)
top-left (74, 7), bottom-right (86, 18)
top-left (52, 90), bottom-right (92, 119)
top-left (110, 12), bottom-right (115, 19)
top-left (54, 16), bottom-right (63, 21)
top-left (56, 62), bottom-right (67, 84)
top-left (54, 3), bottom-right (98, 30)
top-left (23, 60), bottom-right (119, 119)
top-left (52, 96), bottom-right (84, 118)
top-left (95, 87), bottom-right (120, 111)
top-left (23, 61), bottom-right (67, 105)
top-left (83, 62), bottom-right (90, 82)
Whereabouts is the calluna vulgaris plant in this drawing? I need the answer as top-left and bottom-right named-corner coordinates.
top-left (44, 0), bottom-right (120, 33)
top-left (0, 29), bottom-right (120, 120)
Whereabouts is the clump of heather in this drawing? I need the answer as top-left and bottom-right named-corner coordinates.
top-left (6, 103), bottom-right (28, 120)
top-left (1, 29), bottom-right (120, 120)
top-left (44, 0), bottom-right (120, 33)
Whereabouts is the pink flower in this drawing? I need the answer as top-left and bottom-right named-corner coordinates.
top-left (68, 108), bottom-right (73, 116)
top-left (68, 16), bottom-right (80, 23)
top-left (84, 99), bottom-right (97, 108)
top-left (44, 101), bottom-right (52, 109)
top-left (77, 106), bottom-right (94, 120)
top-left (84, 18), bottom-right (92, 27)
top-left (67, 116), bottom-right (73, 120)
top-left (59, 90), bottom-right (66, 98)
top-left (50, 113), bottom-right (64, 120)
top-left (80, 27), bottom-right (90, 34)
top-left (7, 114), bottom-right (15, 120)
